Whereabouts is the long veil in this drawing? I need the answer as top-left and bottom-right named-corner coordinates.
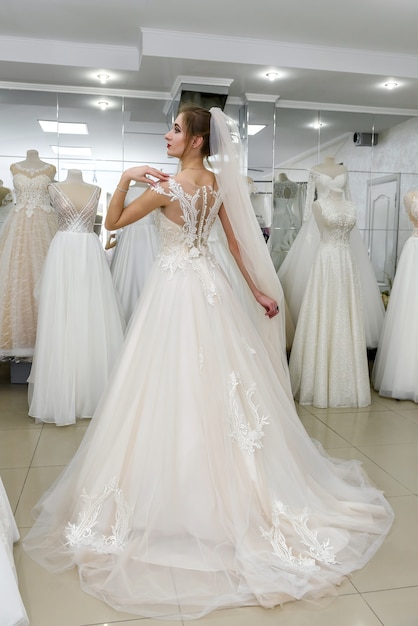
top-left (208, 107), bottom-right (294, 380)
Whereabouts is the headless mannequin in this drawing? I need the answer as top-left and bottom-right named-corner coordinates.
top-left (403, 189), bottom-right (418, 230)
top-left (10, 149), bottom-right (56, 177)
top-left (52, 169), bottom-right (99, 211)
top-left (312, 156), bottom-right (346, 178)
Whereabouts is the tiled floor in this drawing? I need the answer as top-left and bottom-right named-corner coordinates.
top-left (2, 361), bottom-right (418, 626)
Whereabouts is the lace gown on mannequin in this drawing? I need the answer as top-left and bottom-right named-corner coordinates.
top-left (278, 170), bottom-right (384, 349)
top-left (28, 184), bottom-right (125, 426)
top-left (24, 177), bottom-right (393, 619)
top-left (0, 163), bottom-right (57, 359)
top-left (110, 186), bottom-right (161, 325)
top-left (372, 195), bottom-right (418, 401)
top-left (289, 184), bottom-right (371, 408)
top-left (269, 177), bottom-right (301, 271)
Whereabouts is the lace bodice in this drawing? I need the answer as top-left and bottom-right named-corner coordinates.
top-left (48, 184), bottom-right (101, 233)
top-left (153, 177), bottom-right (222, 263)
top-left (408, 195), bottom-right (418, 237)
top-left (304, 170), bottom-right (350, 222)
top-left (312, 196), bottom-right (356, 247)
top-left (13, 172), bottom-right (55, 218)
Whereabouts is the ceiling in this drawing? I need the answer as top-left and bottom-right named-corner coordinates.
top-left (1, 0), bottom-right (418, 112)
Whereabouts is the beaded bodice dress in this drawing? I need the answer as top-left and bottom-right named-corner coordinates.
top-left (48, 184), bottom-right (101, 233)
top-left (154, 177), bottom-right (222, 269)
top-left (0, 163), bottom-right (57, 358)
top-left (408, 195), bottom-right (418, 236)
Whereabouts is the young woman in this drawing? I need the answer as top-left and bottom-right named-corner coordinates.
top-left (24, 105), bottom-right (393, 620)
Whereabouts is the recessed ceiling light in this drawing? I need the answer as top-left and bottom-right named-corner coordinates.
top-left (50, 145), bottom-right (92, 157)
top-left (97, 73), bottom-right (110, 83)
top-left (311, 121), bottom-right (324, 129)
top-left (98, 101), bottom-right (109, 110)
top-left (384, 82), bottom-right (399, 90)
top-left (265, 72), bottom-right (279, 81)
top-left (248, 124), bottom-right (266, 136)
top-left (38, 120), bottom-right (88, 135)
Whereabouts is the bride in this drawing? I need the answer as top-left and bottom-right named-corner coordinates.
top-left (23, 105), bottom-right (393, 620)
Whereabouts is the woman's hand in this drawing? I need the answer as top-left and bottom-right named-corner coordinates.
top-left (120, 165), bottom-right (169, 188)
top-left (255, 292), bottom-right (279, 318)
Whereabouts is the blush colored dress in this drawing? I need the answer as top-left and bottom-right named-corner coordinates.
top-left (24, 177), bottom-right (393, 620)
top-left (0, 163), bottom-right (57, 359)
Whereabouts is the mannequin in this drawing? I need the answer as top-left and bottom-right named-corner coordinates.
top-left (372, 189), bottom-right (418, 401)
top-left (28, 169), bottom-right (125, 425)
top-left (278, 158), bottom-right (384, 350)
top-left (0, 150), bottom-right (57, 361)
top-left (0, 179), bottom-right (13, 232)
top-left (289, 188), bottom-right (371, 408)
top-left (270, 173), bottom-right (301, 270)
top-left (311, 155), bottom-right (346, 179)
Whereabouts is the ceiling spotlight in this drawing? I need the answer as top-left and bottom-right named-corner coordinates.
top-left (384, 82), bottom-right (399, 90)
top-left (97, 73), bottom-right (110, 83)
top-left (265, 71), bottom-right (279, 81)
top-left (311, 121), bottom-right (324, 129)
top-left (98, 101), bottom-right (109, 110)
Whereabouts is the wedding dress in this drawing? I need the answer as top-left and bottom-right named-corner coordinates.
top-left (0, 163), bottom-right (57, 359)
top-left (289, 188), bottom-right (371, 408)
top-left (28, 184), bottom-right (125, 425)
top-left (278, 170), bottom-right (384, 349)
top-left (372, 195), bottom-right (418, 401)
top-left (110, 186), bottom-right (161, 325)
top-left (24, 177), bottom-right (393, 619)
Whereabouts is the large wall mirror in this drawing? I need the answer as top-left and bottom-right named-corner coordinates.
top-left (1, 87), bottom-right (417, 293)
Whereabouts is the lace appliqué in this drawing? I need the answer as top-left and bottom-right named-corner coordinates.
top-left (261, 501), bottom-right (337, 572)
top-left (13, 173), bottom-right (54, 217)
top-left (228, 370), bottom-right (269, 453)
top-left (65, 478), bottom-right (133, 554)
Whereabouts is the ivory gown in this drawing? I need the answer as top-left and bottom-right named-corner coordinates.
top-left (24, 177), bottom-right (393, 620)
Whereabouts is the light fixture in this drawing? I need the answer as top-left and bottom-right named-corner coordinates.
top-left (98, 101), bottom-right (109, 110)
top-left (97, 73), bottom-right (110, 84)
top-left (384, 81), bottom-right (399, 90)
top-left (265, 71), bottom-right (279, 81)
top-left (50, 145), bottom-right (92, 157)
top-left (38, 120), bottom-right (88, 135)
top-left (248, 124), bottom-right (266, 136)
top-left (311, 121), bottom-right (324, 129)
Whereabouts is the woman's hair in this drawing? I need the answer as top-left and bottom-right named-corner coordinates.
top-left (177, 104), bottom-right (211, 157)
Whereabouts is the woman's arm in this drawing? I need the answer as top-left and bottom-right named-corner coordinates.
top-left (218, 205), bottom-right (279, 318)
top-left (105, 165), bottom-right (169, 231)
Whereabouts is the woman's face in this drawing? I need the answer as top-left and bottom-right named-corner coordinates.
top-left (164, 114), bottom-right (188, 159)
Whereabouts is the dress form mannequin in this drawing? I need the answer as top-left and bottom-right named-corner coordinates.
top-left (0, 151), bottom-right (57, 360)
top-left (0, 180), bottom-right (12, 205)
top-left (54, 169), bottom-right (98, 210)
top-left (28, 170), bottom-right (124, 425)
top-left (289, 187), bottom-right (370, 408)
top-left (312, 156), bottom-right (346, 178)
top-left (372, 189), bottom-right (418, 401)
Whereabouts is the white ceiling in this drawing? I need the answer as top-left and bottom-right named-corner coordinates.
top-left (1, 0), bottom-right (418, 112)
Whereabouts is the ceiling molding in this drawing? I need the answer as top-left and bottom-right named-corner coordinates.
top-left (0, 81), bottom-right (170, 100)
top-left (277, 100), bottom-right (418, 116)
top-left (0, 36), bottom-right (139, 71)
top-left (140, 28), bottom-right (418, 79)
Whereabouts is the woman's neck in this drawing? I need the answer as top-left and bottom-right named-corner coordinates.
top-left (180, 158), bottom-right (206, 172)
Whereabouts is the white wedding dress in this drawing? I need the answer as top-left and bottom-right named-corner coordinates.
top-left (372, 196), bottom-right (418, 401)
top-left (278, 170), bottom-right (384, 349)
top-left (28, 184), bottom-right (125, 425)
top-left (110, 186), bottom-right (161, 325)
top-left (289, 189), bottom-right (371, 408)
top-left (24, 177), bottom-right (393, 620)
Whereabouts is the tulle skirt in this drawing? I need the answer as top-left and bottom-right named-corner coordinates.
top-left (24, 251), bottom-right (393, 619)
top-left (110, 216), bottom-right (160, 325)
top-left (28, 231), bottom-right (125, 425)
top-left (0, 206), bottom-right (57, 358)
top-left (372, 235), bottom-right (418, 401)
top-left (289, 241), bottom-right (371, 408)
top-left (278, 217), bottom-right (384, 349)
